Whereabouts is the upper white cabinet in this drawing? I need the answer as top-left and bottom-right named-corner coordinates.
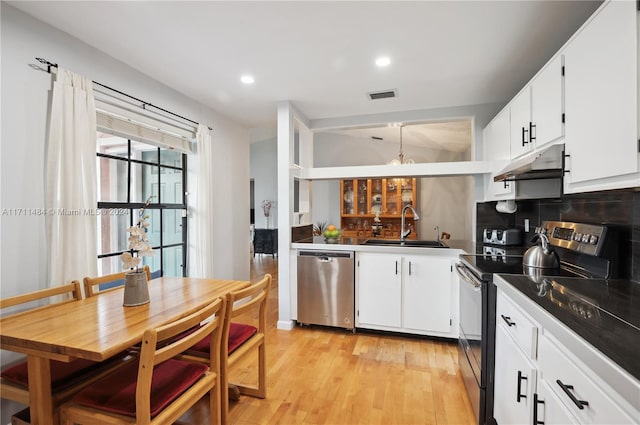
top-left (484, 108), bottom-right (515, 200)
top-left (510, 56), bottom-right (565, 160)
top-left (531, 55), bottom-right (564, 149)
top-left (483, 0), bottom-right (638, 195)
top-left (509, 86), bottom-right (533, 159)
top-left (563, 0), bottom-right (639, 193)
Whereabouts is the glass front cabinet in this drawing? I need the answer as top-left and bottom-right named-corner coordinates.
top-left (340, 177), bottom-right (417, 239)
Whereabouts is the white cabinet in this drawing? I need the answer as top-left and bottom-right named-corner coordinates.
top-left (531, 55), bottom-right (564, 149)
top-left (494, 289), bottom-right (539, 425)
top-left (356, 251), bottom-right (455, 336)
top-left (403, 255), bottom-right (452, 333)
top-left (356, 252), bottom-right (402, 328)
top-left (484, 108), bottom-right (515, 200)
top-left (563, 0), bottom-right (639, 193)
top-left (510, 56), bottom-right (564, 161)
top-left (494, 277), bottom-right (640, 425)
top-left (538, 333), bottom-right (638, 425)
top-left (494, 323), bottom-right (537, 425)
top-left (510, 87), bottom-right (533, 160)
top-left (534, 378), bottom-right (580, 425)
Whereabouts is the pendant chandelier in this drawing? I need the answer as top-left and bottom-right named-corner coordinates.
top-left (387, 124), bottom-right (414, 165)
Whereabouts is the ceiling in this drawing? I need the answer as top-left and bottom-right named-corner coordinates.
top-left (324, 120), bottom-right (472, 153)
top-left (10, 1), bottom-right (602, 129)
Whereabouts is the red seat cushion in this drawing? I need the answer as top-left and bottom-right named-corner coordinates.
top-left (71, 358), bottom-right (208, 418)
top-left (189, 322), bottom-right (257, 356)
top-left (1, 358), bottom-right (102, 391)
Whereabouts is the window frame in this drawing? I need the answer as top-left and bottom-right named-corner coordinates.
top-left (96, 136), bottom-right (188, 278)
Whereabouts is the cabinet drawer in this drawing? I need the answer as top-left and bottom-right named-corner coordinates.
top-left (538, 333), bottom-right (637, 424)
top-left (496, 290), bottom-right (538, 359)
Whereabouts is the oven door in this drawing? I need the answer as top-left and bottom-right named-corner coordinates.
top-left (455, 263), bottom-right (484, 387)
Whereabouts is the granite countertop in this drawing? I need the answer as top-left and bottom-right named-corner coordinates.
top-left (494, 274), bottom-right (640, 381)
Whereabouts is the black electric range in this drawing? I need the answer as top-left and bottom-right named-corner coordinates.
top-left (455, 220), bottom-right (620, 425)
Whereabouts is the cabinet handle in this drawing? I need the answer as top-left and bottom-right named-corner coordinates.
top-left (533, 393), bottom-right (544, 425)
top-left (501, 314), bottom-right (516, 327)
top-left (395, 260), bottom-right (399, 275)
top-left (409, 261), bottom-right (412, 276)
top-left (529, 122), bottom-right (536, 144)
top-left (563, 153), bottom-right (571, 175)
top-left (556, 380), bottom-right (589, 410)
top-left (517, 370), bottom-right (527, 402)
top-left (503, 180), bottom-right (509, 189)
top-left (522, 126), bottom-right (529, 146)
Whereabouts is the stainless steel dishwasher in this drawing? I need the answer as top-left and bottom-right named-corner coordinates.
top-left (297, 250), bottom-right (355, 330)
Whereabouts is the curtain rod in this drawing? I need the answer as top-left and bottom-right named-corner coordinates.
top-left (35, 57), bottom-right (212, 131)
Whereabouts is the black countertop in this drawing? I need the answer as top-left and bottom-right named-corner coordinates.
top-left (495, 274), bottom-right (640, 380)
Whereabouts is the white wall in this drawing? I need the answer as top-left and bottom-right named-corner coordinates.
top-left (0, 7), bottom-right (250, 419)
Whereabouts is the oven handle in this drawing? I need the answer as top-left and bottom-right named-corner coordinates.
top-left (454, 263), bottom-right (482, 290)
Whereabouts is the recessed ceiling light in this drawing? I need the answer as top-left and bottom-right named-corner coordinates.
top-left (375, 56), bottom-right (391, 67)
top-left (240, 74), bottom-right (255, 84)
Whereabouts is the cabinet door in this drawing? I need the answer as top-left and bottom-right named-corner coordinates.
top-left (485, 109), bottom-right (514, 200)
top-left (356, 253), bottom-right (402, 328)
top-left (510, 87), bottom-right (532, 159)
top-left (535, 379), bottom-right (580, 425)
top-left (494, 323), bottom-right (537, 425)
top-left (341, 180), bottom-right (354, 215)
top-left (531, 55), bottom-right (564, 148)
top-left (403, 255), bottom-right (452, 333)
top-left (564, 0), bottom-right (638, 191)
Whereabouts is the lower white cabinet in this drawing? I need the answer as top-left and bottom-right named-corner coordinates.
top-left (494, 305), bottom-right (537, 425)
top-left (356, 252), bottom-right (402, 328)
top-left (356, 251), bottom-right (456, 336)
top-left (494, 283), bottom-right (640, 425)
top-left (534, 378), bottom-right (580, 425)
top-left (403, 255), bottom-right (452, 333)
top-left (538, 333), bottom-right (638, 425)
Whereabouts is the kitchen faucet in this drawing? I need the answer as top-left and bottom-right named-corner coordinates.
top-left (400, 205), bottom-right (420, 243)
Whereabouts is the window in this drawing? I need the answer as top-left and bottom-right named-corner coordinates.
top-left (96, 132), bottom-right (187, 278)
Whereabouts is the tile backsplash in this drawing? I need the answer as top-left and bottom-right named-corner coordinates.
top-left (477, 189), bottom-right (639, 282)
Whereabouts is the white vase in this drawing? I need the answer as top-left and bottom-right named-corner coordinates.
top-left (265, 216), bottom-right (270, 229)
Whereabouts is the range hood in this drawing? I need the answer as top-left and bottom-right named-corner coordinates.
top-left (494, 144), bottom-right (564, 182)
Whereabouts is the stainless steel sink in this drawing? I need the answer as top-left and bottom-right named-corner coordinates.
top-left (361, 239), bottom-right (449, 248)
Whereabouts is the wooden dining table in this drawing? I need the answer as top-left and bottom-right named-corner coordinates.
top-left (0, 276), bottom-right (249, 425)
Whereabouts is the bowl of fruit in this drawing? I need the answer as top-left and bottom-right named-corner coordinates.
top-left (323, 225), bottom-right (342, 243)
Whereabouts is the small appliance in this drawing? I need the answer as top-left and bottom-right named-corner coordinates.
top-left (483, 228), bottom-right (522, 246)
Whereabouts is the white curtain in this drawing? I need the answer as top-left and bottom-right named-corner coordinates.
top-left (45, 68), bottom-right (98, 288)
top-left (192, 124), bottom-right (215, 278)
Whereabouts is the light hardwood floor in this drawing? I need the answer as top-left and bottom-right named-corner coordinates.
top-left (178, 256), bottom-right (475, 425)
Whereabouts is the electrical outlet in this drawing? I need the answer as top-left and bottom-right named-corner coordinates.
top-left (524, 219), bottom-right (530, 232)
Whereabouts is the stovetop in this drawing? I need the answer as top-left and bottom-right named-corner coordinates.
top-left (459, 253), bottom-right (582, 283)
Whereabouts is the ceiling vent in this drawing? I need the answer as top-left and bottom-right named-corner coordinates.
top-left (367, 89), bottom-right (397, 100)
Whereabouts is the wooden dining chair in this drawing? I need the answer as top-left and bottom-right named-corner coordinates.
top-left (0, 281), bottom-right (130, 408)
top-left (59, 296), bottom-right (227, 425)
top-left (182, 274), bottom-right (271, 424)
top-left (83, 265), bottom-right (151, 297)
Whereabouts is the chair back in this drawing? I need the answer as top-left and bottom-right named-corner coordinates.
top-left (136, 297), bottom-right (226, 423)
top-left (226, 273), bottom-right (271, 332)
top-left (83, 265), bottom-right (151, 297)
top-left (1, 281), bottom-right (82, 317)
